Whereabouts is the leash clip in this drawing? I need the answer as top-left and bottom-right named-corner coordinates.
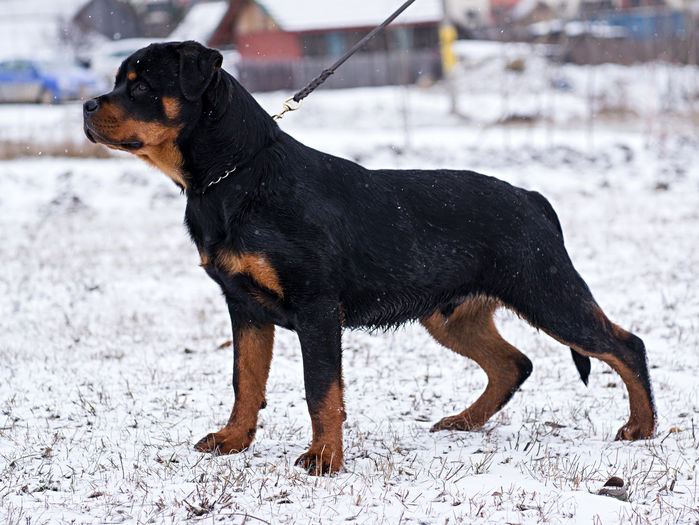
top-left (273, 97), bottom-right (302, 121)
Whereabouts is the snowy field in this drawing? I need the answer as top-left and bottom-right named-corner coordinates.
top-left (1, 59), bottom-right (699, 524)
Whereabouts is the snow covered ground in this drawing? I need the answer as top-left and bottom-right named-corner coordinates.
top-left (1, 57), bottom-right (698, 524)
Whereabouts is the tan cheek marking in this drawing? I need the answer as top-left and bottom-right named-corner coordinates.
top-left (216, 251), bottom-right (284, 298)
top-left (162, 96), bottom-right (180, 120)
top-left (89, 101), bottom-right (187, 189)
top-left (125, 119), bottom-right (186, 189)
top-left (128, 71), bottom-right (137, 81)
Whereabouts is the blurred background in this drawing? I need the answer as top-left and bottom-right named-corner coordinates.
top-left (0, 0), bottom-right (697, 158)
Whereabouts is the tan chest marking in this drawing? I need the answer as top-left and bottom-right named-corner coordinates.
top-left (214, 251), bottom-right (284, 298)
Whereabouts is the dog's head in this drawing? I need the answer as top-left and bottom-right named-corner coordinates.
top-left (83, 41), bottom-right (224, 189)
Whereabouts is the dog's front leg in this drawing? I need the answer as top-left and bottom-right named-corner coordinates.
top-left (195, 319), bottom-right (274, 454)
top-left (294, 303), bottom-right (346, 475)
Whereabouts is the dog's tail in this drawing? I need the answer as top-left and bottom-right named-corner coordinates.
top-left (570, 348), bottom-right (591, 385)
top-left (527, 190), bottom-right (592, 385)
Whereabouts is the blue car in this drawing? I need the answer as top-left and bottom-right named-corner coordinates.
top-left (0, 58), bottom-right (106, 104)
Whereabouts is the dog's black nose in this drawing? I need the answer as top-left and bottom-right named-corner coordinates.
top-left (83, 99), bottom-right (99, 113)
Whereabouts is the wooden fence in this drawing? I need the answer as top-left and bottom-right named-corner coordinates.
top-left (236, 50), bottom-right (442, 93)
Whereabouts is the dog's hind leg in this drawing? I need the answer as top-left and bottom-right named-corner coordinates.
top-left (535, 300), bottom-right (654, 440)
top-left (502, 258), bottom-right (656, 441)
top-left (573, 315), bottom-right (655, 440)
top-left (421, 297), bottom-right (533, 432)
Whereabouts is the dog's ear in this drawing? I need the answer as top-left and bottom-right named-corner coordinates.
top-left (177, 41), bottom-right (223, 102)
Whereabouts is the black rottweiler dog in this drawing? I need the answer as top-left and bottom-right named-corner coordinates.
top-left (83, 41), bottom-right (655, 475)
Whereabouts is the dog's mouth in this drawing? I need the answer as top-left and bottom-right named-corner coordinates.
top-left (84, 125), bottom-right (143, 151)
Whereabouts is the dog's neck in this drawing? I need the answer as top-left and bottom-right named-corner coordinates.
top-left (180, 72), bottom-right (280, 196)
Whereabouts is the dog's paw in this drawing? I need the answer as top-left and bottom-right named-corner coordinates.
top-left (295, 446), bottom-right (343, 476)
top-left (430, 413), bottom-right (481, 432)
top-left (194, 426), bottom-right (255, 454)
top-left (614, 420), bottom-right (654, 441)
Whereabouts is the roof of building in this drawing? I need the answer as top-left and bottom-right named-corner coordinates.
top-left (169, 1), bottom-right (229, 42)
top-left (256, 0), bottom-right (443, 32)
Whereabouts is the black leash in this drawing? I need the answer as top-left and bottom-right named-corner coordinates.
top-left (273, 0), bottom-right (417, 120)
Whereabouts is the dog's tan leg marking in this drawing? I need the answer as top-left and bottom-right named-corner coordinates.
top-left (421, 297), bottom-right (532, 431)
top-left (195, 324), bottom-right (274, 454)
top-left (295, 380), bottom-right (346, 475)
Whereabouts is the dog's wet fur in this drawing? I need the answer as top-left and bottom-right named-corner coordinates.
top-left (83, 41), bottom-right (655, 475)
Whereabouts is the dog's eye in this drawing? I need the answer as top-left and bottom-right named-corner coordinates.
top-left (132, 82), bottom-right (149, 95)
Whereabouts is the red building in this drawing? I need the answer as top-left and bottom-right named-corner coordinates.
top-left (207, 0), bottom-right (445, 91)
